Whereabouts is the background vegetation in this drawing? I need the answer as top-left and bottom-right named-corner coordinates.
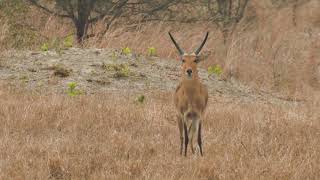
top-left (1, 0), bottom-right (319, 96)
top-left (0, 0), bottom-right (319, 179)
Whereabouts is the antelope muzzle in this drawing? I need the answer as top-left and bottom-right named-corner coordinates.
top-left (186, 69), bottom-right (193, 79)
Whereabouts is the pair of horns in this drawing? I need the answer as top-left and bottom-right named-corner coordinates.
top-left (168, 32), bottom-right (209, 55)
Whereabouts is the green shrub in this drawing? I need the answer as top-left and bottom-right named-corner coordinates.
top-left (41, 43), bottom-right (49, 52)
top-left (135, 95), bottom-right (145, 104)
top-left (113, 65), bottom-right (130, 78)
top-left (208, 65), bottom-right (223, 76)
top-left (147, 47), bottom-right (157, 57)
top-left (67, 82), bottom-right (81, 97)
top-left (103, 63), bottom-right (131, 78)
top-left (122, 47), bottom-right (132, 56)
top-left (63, 35), bottom-right (74, 48)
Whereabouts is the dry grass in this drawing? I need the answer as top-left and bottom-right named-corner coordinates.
top-left (0, 84), bottom-right (319, 179)
top-left (1, 1), bottom-right (320, 178)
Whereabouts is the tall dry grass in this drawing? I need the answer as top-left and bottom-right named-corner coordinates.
top-left (1, 1), bottom-right (320, 179)
top-left (0, 84), bottom-right (319, 179)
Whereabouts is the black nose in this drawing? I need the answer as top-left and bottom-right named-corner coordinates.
top-left (187, 69), bottom-right (192, 75)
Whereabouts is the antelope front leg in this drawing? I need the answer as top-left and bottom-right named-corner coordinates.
top-left (183, 122), bottom-right (189, 156)
top-left (177, 115), bottom-right (184, 155)
top-left (198, 121), bottom-right (203, 156)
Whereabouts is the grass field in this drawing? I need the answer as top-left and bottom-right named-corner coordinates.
top-left (0, 0), bottom-right (320, 179)
top-left (0, 86), bottom-right (319, 179)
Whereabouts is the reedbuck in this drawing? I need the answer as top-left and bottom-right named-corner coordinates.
top-left (169, 32), bottom-right (209, 156)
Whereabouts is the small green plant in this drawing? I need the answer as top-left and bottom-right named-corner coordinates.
top-left (121, 65), bottom-right (130, 76)
top-left (67, 82), bottom-right (81, 97)
top-left (113, 64), bottom-right (130, 78)
top-left (63, 35), bottom-right (74, 48)
top-left (135, 95), bottom-right (145, 104)
top-left (122, 47), bottom-right (132, 56)
top-left (41, 43), bottom-right (49, 51)
top-left (103, 63), bottom-right (131, 78)
top-left (103, 63), bottom-right (123, 71)
top-left (147, 47), bottom-right (157, 57)
top-left (208, 65), bottom-right (223, 76)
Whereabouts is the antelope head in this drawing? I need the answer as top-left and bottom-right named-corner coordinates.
top-left (169, 32), bottom-right (209, 80)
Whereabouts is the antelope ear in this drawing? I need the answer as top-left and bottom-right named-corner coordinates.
top-left (196, 51), bottom-right (211, 63)
top-left (195, 55), bottom-right (205, 63)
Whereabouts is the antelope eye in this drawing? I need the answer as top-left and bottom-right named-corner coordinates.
top-left (194, 59), bottom-right (199, 63)
top-left (182, 59), bottom-right (186, 63)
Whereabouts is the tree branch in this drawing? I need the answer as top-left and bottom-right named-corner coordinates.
top-left (26, 0), bottom-right (70, 18)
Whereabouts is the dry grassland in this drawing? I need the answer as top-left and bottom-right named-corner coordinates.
top-left (0, 86), bottom-right (319, 179)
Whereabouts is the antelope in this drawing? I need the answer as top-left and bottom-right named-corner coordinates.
top-left (169, 32), bottom-right (209, 156)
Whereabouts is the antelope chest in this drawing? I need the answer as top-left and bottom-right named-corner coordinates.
top-left (174, 81), bottom-right (207, 114)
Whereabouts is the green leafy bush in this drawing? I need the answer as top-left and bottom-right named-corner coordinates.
top-left (208, 65), bottom-right (223, 76)
top-left (41, 43), bottom-right (49, 51)
top-left (122, 47), bottom-right (132, 56)
top-left (63, 35), bottom-right (74, 48)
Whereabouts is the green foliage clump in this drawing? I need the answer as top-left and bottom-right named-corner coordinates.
top-left (147, 47), bottom-right (157, 57)
top-left (113, 65), bottom-right (130, 78)
top-left (122, 47), bottom-right (132, 56)
top-left (63, 35), bottom-right (74, 48)
top-left (41, 43), bottom-right (49, 52)
top-left (103, 63), bottom-right (131, 78)
top-left (208, 65), bottom-right (223, 76)
top-left (135, 95), bottom-right (145, 104)
top-left (67, 82), bottom-right (81, 97)
top-left (40, 35), bottom-right (74, 53)
top-left (103, 63), bottom-right (123, 71)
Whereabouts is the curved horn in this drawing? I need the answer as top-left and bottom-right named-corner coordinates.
top-left (168, 32), bottom-right (184, 55)
top-left (194, 32), bottom-right (209, 55)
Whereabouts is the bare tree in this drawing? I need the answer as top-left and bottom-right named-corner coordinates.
top-left (207, 0), bottom-right (249, 43)
top-left (27, 0), bottom-right (178, 43)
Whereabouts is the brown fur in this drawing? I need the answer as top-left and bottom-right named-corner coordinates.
top-left (174, 54), bottom-right (208, 156)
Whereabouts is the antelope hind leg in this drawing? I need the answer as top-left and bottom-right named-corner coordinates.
top-left (188, 119), bottom-right (197, 154)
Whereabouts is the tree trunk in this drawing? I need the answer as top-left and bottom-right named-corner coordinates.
top-left (75, 19), bottom-right (87, 43)
top-left (74, 0), bottom-right (95, 43)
